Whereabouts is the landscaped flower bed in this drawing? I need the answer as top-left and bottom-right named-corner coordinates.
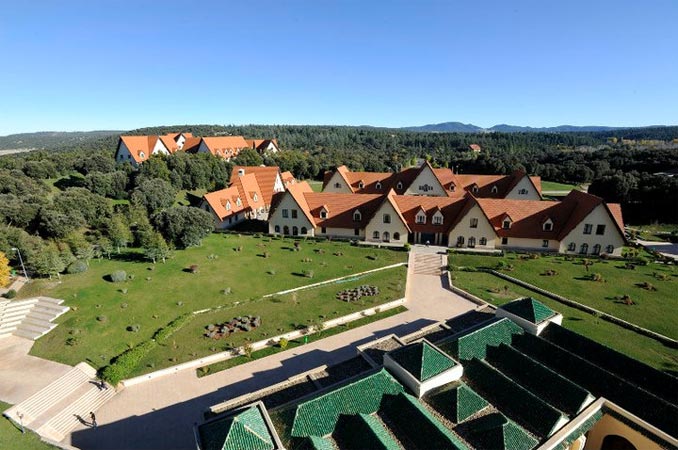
top-left (336, 285), bottom-right (379, 302)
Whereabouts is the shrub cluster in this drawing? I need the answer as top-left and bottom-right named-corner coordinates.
top-left (110, 270), bottom-right (127, 283)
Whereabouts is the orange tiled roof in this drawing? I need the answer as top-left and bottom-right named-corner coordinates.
top-left (182, 137), bottom-right (203, 153)
top-left (119, 135), bottom-right (159, 163)
top-left (392, 195), bottom-right (468, 233)
top-left (245, 139), bottom-right (279, 151)
top-left (159, 135), bottom-right (179, 153)
top-left (231, 166), bottom-right (282, 205)
top-left (201, 136), bottom-right (249, 158)
top-left (202, 173), bottom-right (264, 221)
top-left (303, 192), bottom-right (384, 229)
top-left (281, 171), bottom-right (296, 186)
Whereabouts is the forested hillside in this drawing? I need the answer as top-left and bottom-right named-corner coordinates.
top-left (0, 130), bottom-right (122, 150)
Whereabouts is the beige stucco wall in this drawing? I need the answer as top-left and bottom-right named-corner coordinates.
top-left (322, 172), bottom-right (353, 193)
top-left (448, 204), bottom-right (498, 248)
top-left (365, 201), bottom-right (408, 243)
top-left (499, 236), bottom-right (560, 252)
top-left (559, 204), bottom-right (625, 256)
top-left (316, 226), bottom-right (363, 239)
top-left (115, 142), bottom-right (134, 164)
top-left (151, 139), bottom-right (169, 156)
top-left (268, 193), bottom-right (314, 235)
top-left (584, 414), bottom-right (663, 450)
top-left (506, 176), bottom-right (541, 200)
top-left (404, 165), bottom-right (447, 196)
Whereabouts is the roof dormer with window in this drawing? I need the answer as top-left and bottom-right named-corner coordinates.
top-left (542, 217), bottom-right (554, 232)
top-left (491, 185), bottom-right (498, 194)
top-left (353, 209), bottom-right (362, 222)
top-left (432, 210), bottom-right (444, 225)
top-left (502, 214), bottom-right (512, 229)
top-left (415, 208), bottom-right (427, 224)
top-left (320, 206), bottom-right (329, 219)
top-left (375, 181), bottom-right (382, 190)
top-left (358, 180), bottom-right (365, 189)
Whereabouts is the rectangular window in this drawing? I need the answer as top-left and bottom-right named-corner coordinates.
top-left (542, 240), bottom-right (549, 248)
top-left (291, 209), bottom-right (298, 219)
top-left (583, 223), bottom-right (593, 234)
top-left (596, 224), bottom-right (606, 235)
top-left (501, 237), bottom-right (508, 245)
top-left (282, 209), bottom-right (289, 218)
top-left (470, 218), bottom-right (478, 228)
top-left (416, 215), bottom-right (425, 224)
top-left (433, 216), bottom-right (442, 225)
top-left (354, 228), bottom-right (359, 236)
top-left (383, 214), bottom-right (391, 224)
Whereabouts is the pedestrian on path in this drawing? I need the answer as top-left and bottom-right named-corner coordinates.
top-left (90, 411), bottom-right (97, 429)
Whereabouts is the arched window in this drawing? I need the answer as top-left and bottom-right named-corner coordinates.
top-left (479, 237), bottom-right (487, 246)
top-left (383, 214), bottom-right (391, 224)
top-left (353, 210), bottom-right (362, 221)
top-left (472, 185), bottom-right (479, 194)
top-left (491, 185), bottom-right (498, 194)
top-left (334, 182), bottom-right (341, 188)
top-left (283, 226), bottom-right (289, 235)
top-left (568, 242), bottom-right (576, 252)
top-left (226, 201), bottom-right (231, 211)
top-left (292, 226), bottom-right (299, 236)
top-left (383, 231), bottom-right (390, 241)
top-left (592, 244), bottom-right (601, 255)
top-left (606, 245), bottom-right (614, 254)
top-left (456, 236), bottom-right (465, 247)
top-left (373, 231), bottom-right (380, 239)
top-left (468, 237), bottom-right (476, 248)
top-left (375, 182), bottom-right (382, 189)
top-left (253, 194), bottom-right (258, 202)
top-left (301, 227), bottom-right (307, 235)
top-left (580, 243), bottom-right (589, 254)
top-left (449, 183), bottom-right (456, 192)
top-left (358, 181), bottom-right (364, 189)
top-left (139, 151), bottom-right (146, 159)
top-left (396, 181), bottom-right (403, 190)
top-left (274, 225), bottom-right (280, 233)
top-left (236, 197), bottom-right (242, 206)
top-left (393, 232), bottom-right (400, 240)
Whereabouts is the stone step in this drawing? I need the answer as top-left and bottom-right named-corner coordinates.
top-left (37, 385), bottom-right (115, 442)
top-left (12, 328), bottom-right (45, 340)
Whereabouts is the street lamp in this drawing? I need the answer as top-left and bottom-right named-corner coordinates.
top-left (10, 247), bottom-right (28, 281)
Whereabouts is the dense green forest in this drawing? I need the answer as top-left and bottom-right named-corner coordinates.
top-left (0, 124), bottom-right (676, 279)
top-left (0, 130), bottom-right (122, 150)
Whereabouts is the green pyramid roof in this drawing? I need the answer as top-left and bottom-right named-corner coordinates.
top-left (199, 405), bottom-right (275, 450)
top-left (467, 413), bottom-right (538, 450)
top-left (388, 341), bottom-right (457, 382)
top-left (501, 298), bottom-right (556, 324)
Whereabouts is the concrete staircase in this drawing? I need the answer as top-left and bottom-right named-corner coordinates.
top-left (3, 362), bottom-right (116, 442)
top-left (412, 253), bottom-right (445, 276)
top-left (0, 297), bottom-right (69, 340)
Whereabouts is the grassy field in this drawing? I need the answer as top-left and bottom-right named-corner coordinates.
top-left (174, 189), bottom-right (207, 207)
top-left (305, 180), bottom-right (324, 192)
top-left (23, 234), bottom-right (407, 371)
top-left (540, 180), bottom-right (582, 192)
top-left (130, 265), bottom-right (407, 376)
top-left (0, 402), bottom-right (55, 450)
top-left (448, 252), bottom-right (677, 339)
top-left (629, 223), bottom-right (678, 242)
top-left (451, 271), bottom-right (677, 373)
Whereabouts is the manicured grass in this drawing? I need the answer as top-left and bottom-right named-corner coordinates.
top-left (174, 189), bottom-right (207, 206)
top-left (131, 265), bottom-right (407, 376)
top-left (195, 306), bottom-right (408, 378)
top-left (540, 180), bottom-right (582, 192)
top-left (450, 270), bottom-right (678, 373)
top-left (305, 180), bottom-right (324, 192)
top-left (448, 252), bottom-right (677, 339)
top-left (0, 402), bottom-right (55, 450)
top-left (24, 234), bottom-right (407, 371)
top-left (629, 223), bottom-right (678, 242)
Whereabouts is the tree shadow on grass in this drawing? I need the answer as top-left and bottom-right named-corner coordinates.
top-left (53, 174), bottom-right (86, 190)
top-left (107, 252), bottom-right (148, 263)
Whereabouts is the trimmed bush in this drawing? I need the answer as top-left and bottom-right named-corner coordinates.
top-left (66, 260), bottom-right (88, 274)
top-left (2, 289), bottom-right (17, 299)
top-left (110, 270), bottom-right (127, 283)
top-left (127, 324), bottom-right (141, 333)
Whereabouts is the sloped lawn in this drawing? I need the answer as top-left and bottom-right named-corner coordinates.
top-left (23, 234), bottom-right (407, 371)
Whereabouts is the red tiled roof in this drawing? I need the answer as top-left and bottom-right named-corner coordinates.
top-left (201, 136), bottom-right (249, 158)
top-left (469, 144), bottom-right (482, 152)
top-left (303, 193), bottom-right (384, 229)
top-left (119, 135), bottom-right (159, 163)
top-left (392, 195), bottom-right (468, 233)
top-left (202, 173), bottom-right (264, 221)
top-left (159, 135), bottom-right (179, 153)
top-left (281, 171), bottom-right (296, 186)
top-left (182, 137), bottom-right (203, 153)
top-left (231, 166), bottom-right (282, 205)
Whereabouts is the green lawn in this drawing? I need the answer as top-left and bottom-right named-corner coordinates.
top-left (448, 252), bottom-right (677, 339)
top-left (131, 265), bottom-right (407, 376)
top-left (540, 180), bottom-right (582, 192)
top-left (174, 189), bottom-right (207, 207)
top-left (629, 223), bottom-right (678, 242)
top-left (23, 234), bottom-right (407, 372)
top-left (305, 180), bottom-right (324, 192)
top-left (0, 402), bottom-right (55, 450)
top-left (450, 271), bottom-right (678, 373)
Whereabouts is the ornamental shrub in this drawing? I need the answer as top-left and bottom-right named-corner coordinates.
top-left (110, 270), bottom-right (127, 283)
top-left (2, 289), bottom-right (17, 299)
top-left (66, 260), bottom-right (88, 274)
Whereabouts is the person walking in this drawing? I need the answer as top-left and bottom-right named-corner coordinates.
top-left (90, 411), bottom-right (97, 429)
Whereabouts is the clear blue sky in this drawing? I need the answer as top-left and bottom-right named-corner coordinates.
top-left (1, 0), bottom-right (676, 135)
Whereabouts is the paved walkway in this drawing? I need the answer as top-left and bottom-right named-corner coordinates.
top-left (65, 248), bottom-right (477, 449)
top-left (0, 336), bottom-right (71, 405)
top-left (636, 238), bottom-right (678, 260)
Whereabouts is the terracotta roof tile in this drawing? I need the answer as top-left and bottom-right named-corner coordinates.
top-left (201, 136), bottom-right (249, 158)
top-left (231, 166), bottom-right (282, 205)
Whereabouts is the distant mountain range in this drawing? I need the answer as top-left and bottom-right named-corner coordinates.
top-left (401, 122), bottom-right (667, 133)
top-left (0, 130), bottom-right (122, 151)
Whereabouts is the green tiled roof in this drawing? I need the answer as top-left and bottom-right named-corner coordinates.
top-left (500, 298), bottom-right (556, 324)
top-left (381, 392), bottom-right (469, 450)
top-left (290, 369), bottom-right (404, 438)
top-left (334, 414), bottom-right (400, 450)
top-left (466, 413), bottom-right (538, 450)
top-left (388, 341), bottom-right (457, 381)
top-left (556, 411), bottom-right (603, 450)
top-left (303, 435), bottom-right (335, 450)
top-left (199, 405), bottom-right (275, 450)
top-left (442, 318), bottom-right (523, 361)
top-left (456, 384), bottom-right (489, 423)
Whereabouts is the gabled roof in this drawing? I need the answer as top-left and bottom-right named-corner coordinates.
top-left (198, 404), bottom-right (275, 450)
top-left (280, 171), bottom-right (296, 186)
top-left (500, 298), bottom-right (556, 324)
top-left (465, 412), bottom-right (538, 450)
top-left (201, 136), bottom-right (249, 158)
top-left (557, 190), bottom-right (625, 240)
top-left (246, 139), bottom-right (279, 152)
top-left (387, 340), bottom-right (457, 382)
top-left (283, 181), bottom-right (316, 225)
top-left (231, 166), bottom-right (282, 205)
top-left (119, 135), bottom-right (160, 163)
top-left (303, 192), bottom-right (384, 229)
top-left (182, 136), bottom-right (203, 153)
top-left (392, 195), bottom-right (467, 233)
top-left (159, 134), bottom-right (180, 153)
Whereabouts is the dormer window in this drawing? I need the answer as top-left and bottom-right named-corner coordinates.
top-left (358, 181), bottom-right (364, 189)
top-left (353, 210), bottom-right (362, 222)
top-left (491, 185), bottom-right (498, 194)
top-left (226, 201), bottom-right (231, 211)
top-left (236, 197), bottom-right (242, 207)
top-left (433, 213), bottom-right (443, 225)
top-left (472, 185), bottom-right (479, 194)
top-left (253, 194), bottom-right (258, 202)
top-left (449, 183), bottom-right (456, 192)
top-left (139, 152), bottom-right (146, 159)
top-left (320, 207), bottom-right (329, 219)
top-left (375, 182), bottom-right (382, 190)
top-left (396, 181), bottom-right (403, 190)
top-left (416, 211), bottom-right (426, 224)
top-left (543, 218), bottom-right (553, 231)
top-left (502, 216), bottom-right (512, 229)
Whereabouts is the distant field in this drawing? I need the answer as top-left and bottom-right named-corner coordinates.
top-left (540, 180), bottom-right (582, 192)
top-left (305, 180), bottom-right (324, 192)
top-left (629, 223), bottom-right (678, 242)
